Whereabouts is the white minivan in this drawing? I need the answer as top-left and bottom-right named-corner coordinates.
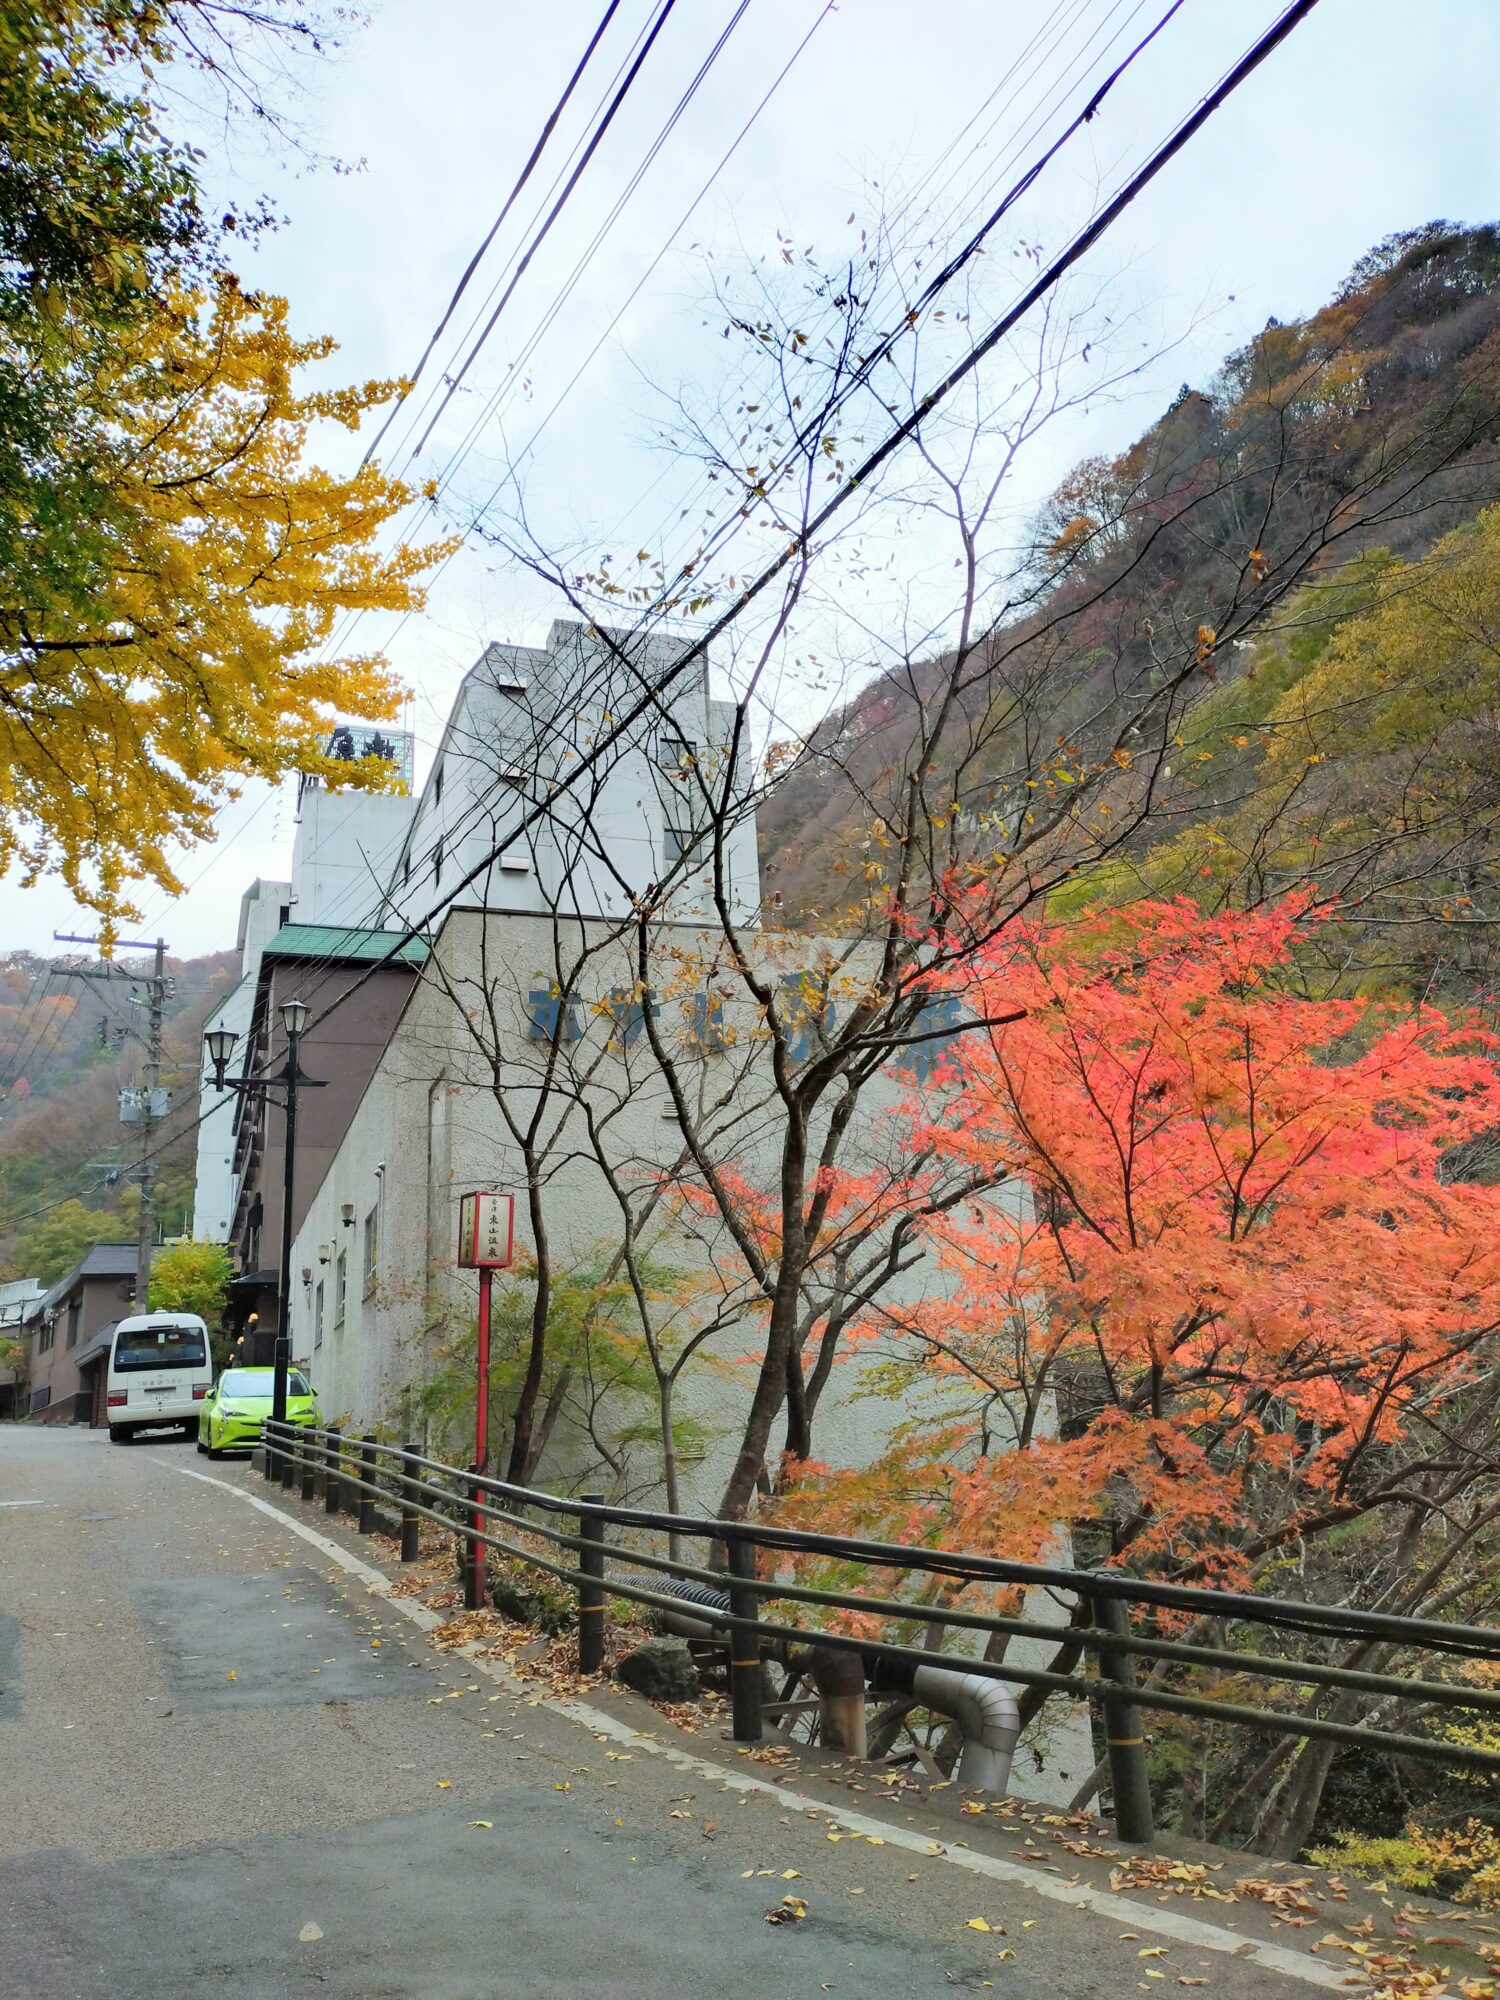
top-left (105, 1312), bottom-right (213, 1442)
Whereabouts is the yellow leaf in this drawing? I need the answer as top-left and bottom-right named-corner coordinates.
top-left (435, 1780), bottom-right (452, 1790)
top-left (966, 1918), bottom-right (992, 1933)
top-left (469, 1821), bottom-right (493, 1829)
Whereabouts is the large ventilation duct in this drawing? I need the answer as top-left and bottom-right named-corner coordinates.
top-left (645, 1581), bottom-right (1018, 1790)
top-left (872, 1657), bottom-right (1021, 1794)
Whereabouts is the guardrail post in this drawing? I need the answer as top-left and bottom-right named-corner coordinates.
top-left (1090, 1580), bottom-right (1155, 1844)
top-left (726, 1534), bottom-right (763, 1743)
top-left (324, 1423), bottom-right (342, 1514)
top-left (280, 1423), bottom-right (296, 1490)
top-left (464, 1463), bottom-right (485, 1610)
top-left (262, 1420), bottom-right (276, 1482)
top-left (577, 1492), bottom-right (606, 1674)
top-left (400, 1440), bottom-right (421, 1563)
top-left (300, 1428), bottom-right (316, 1503)
top-left (358, 1434), bottom-right (377, 1534)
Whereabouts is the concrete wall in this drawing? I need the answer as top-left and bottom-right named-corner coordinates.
top-left (286, 906), bottom-right (1003, 1499)
top-left (383, 623), bottom-right (761, 933)
top-left (194, 880), bottom-right (290, 1243)
top-left (290, 790), bottom-right (418, 930)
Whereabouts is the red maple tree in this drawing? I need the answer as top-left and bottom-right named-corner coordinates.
top-left (778, 895), bottom-right (1500, 1589)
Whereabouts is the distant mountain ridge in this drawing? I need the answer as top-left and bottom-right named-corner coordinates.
top-left (757, 222), bottom-right (1500, 932)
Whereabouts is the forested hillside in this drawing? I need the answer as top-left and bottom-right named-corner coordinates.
top-left (759, 221), bottom-right (1500, 1009)
top-left (0, 948), bottom-right (236, 1278)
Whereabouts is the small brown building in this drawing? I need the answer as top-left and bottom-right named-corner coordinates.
top-left (25, 1245), bottom-right (138, 1423)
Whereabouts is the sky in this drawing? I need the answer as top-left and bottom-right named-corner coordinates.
top-left (5, 0), bottom-right (1499, 957)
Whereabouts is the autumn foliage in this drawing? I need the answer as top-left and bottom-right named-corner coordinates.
top-left (778, 896), bottom-right (1500, 1588)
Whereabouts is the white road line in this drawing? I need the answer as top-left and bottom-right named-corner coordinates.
top-left (175, 1465), bottom-right (1349, 1993)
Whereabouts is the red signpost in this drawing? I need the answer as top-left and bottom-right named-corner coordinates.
top-left (457, 1192), bottom-right (515, 1609)
top-left (457, 1190), bottom-right (516, 1466)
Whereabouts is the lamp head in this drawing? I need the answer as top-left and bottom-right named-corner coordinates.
top-left (280, 996), bottom-right (310, 1041)
top-left (204, 1024), bottom-right (238, 1086)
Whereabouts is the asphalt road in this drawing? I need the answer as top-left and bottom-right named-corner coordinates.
top-left (0, 1426), bottom-right (1417, 2000)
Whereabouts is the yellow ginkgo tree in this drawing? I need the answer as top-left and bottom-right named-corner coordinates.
top-left (0, 274), bottom-right (451, 934)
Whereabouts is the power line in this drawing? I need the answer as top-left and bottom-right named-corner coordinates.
top-left (359, 0), bottom-right (630, 471)
top-left (406, 0), bottom-right (685, 466)
top-left (292, 0), bottom-right (1326, 1042)
top-left (258, 0), bottom-right (1217, 1029)
top-left (315, 0), bottom-right (777, 676)
top-left (322, 0), bottom-right (1168, 708)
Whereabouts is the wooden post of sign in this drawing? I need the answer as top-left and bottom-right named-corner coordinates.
top-left (476, 1265), bottom-right (492, 1475)
top-left (457, 1190), bottom-right (515, 1541)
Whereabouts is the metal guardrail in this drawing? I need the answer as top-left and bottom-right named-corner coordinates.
top-left (262, 1420), bottom-right (1500, 1842)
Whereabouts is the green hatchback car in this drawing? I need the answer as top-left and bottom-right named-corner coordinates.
top-left (196, 1366), bottom-right (320, 1457)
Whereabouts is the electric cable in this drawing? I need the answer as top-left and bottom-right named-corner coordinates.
top-left (288, 0), bottom-right (1327, 1041)
top-left (359, 0), bottom-right (630, 471)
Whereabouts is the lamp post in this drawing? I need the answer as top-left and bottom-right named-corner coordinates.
top-left (205, 997), bottom-right (326, 1451)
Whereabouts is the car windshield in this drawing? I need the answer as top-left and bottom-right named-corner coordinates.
top-left (219, 1370), bottom-right (309, 1399)
top-left (113, 1325), bottom-right (208, 1372)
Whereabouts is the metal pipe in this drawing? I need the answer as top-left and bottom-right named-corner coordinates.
top-left (872, 1656), bottom-right (1020, 1793)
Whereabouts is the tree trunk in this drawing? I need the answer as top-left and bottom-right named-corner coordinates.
top-left (505, 1184), bottom-right (550, 1484)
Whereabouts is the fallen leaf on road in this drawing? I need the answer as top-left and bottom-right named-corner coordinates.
top-left (781, 1870), bottom-right (801, 1881)
top-left (470, 1821), bottom-right (493, 1829)
top-left (765, 1896), bottom-right (807, 1925)
top-left (298, 1923), bottom-right (323, 1943)
top-left (966, 1918), bottom-right (992, 1933)
top-left (435, 1781), bottom-right (452, 1789)
top-left (226, 1670), bottom-right (237, 1681)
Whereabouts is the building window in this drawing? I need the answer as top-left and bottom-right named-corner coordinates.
top-left (362, 1207), bottom-right (379, 1299)
top-left (66, 1297), bottom-right (81, 1349)
top-left (313, 1280), bottom-right (325, 1351)
top-left (607, 984), bottom-right (659, 1050)
top-left (897, 995), bottom-right (965, 1081)
top-left (527, 988), bottom-right (583, 1045)
top-left (432, 836), bottom-right (444, 885)
top-left (38, 1318), bottom-right (54, 1355)
top-left (658, 728), bottom-right (698, 774)
top-left (779, 975), bottom-right (837, 1063)
top-left (31, 1384), bottom-right (51, 1413)
top-left (686, 991), bottom-right (727, 1051)
top-left (432, 760), bottom-right (443, 805)
top-left (334, 1250), bottom-right (347, 1330)
top-left (664, 824), bottom-right (694, 870)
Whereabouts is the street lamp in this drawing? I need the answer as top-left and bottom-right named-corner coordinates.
top-left (203, 995), bottom-right (326, 1468)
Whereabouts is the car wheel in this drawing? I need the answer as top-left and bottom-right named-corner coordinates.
top-left (206, 1425), bottom-right (223, 1460)
top-left (196, 1429), bottom-right (208, 1454)
top-left (108, 1424), bottom-right (129, 1444)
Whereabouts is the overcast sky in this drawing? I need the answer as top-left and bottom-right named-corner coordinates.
top-left (6, 0), bottom-right (1499, 957)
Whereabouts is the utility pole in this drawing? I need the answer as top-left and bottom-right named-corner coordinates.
top-left (53, 933), bottom-right (170, 1307)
